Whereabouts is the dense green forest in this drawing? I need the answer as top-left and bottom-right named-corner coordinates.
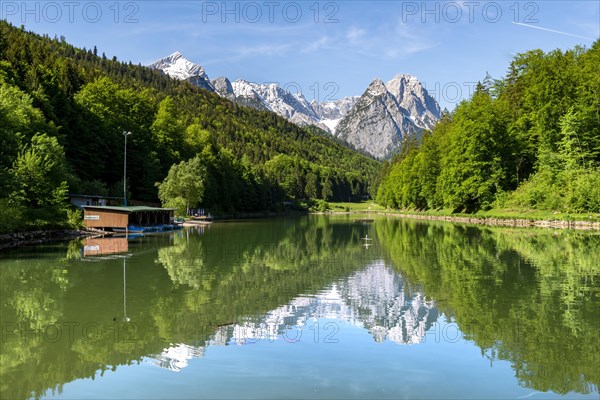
top-left (0, 21), bottom-right (379, 232)
top-left (377, 41), bottom-right (600, 213)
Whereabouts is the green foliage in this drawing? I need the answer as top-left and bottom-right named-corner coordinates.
top-left (0, 72), bottom-right (50, 195)
top-left (0, 20), bottom-right (379, 231)
top-left (437, 90), bottom-right (515, 211)
top-left (503, 103), bottom-right (600, 213)
top-left (316, 199), bottom-right (329, 212)
top-left (156, 156), bottom-right (207, 215)
top-left (378, 41), bottom-right (600, 214)
top-left (11, 134), bottom-right (68, 205)
top-left (505, 166), bottom-right (600, 213)
top-left (6, 133), bottom-right (71, 228)
top-left (0, 73), bottom-right (69, 231)
top-left (0, 199), bottom-right (25, 233)
top-left (66, 208), bottom-right (83, 230)
top-left (68, 178), bottom-right (109, 197)
top-left (150, 96), bottom-right (184, 169)
top-left (184, 122), bottom-right (212, 155)
top-left (72, 77), bottom-right (158, 198)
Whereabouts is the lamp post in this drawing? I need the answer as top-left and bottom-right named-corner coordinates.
top-left (123, 131), bottom-right (132, 206)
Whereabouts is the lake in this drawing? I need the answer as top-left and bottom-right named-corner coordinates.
top-left (1, 215), bottom-right (599, 399)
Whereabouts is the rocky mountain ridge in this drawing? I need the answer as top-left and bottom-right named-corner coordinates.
top-left (150, 52), bottom-right (441, 158)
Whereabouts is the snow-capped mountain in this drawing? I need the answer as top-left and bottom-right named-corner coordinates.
top-left (311, 97), bottom-right (360, 133)
top-left (230, 79), bottom-right (324, 128)
top-left (335, 75), bottom-right (441, 158)
top-left (149, 52), bottom-right (214, 91)
top-left (150, 53), bottom-right (441, 158)
top-left (209, 76), bottom-right (334, 131)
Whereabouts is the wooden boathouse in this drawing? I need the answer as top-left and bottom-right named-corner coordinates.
top-left (82, 206), bottom-right (175, 230)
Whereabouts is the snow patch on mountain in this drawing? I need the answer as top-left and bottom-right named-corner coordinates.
top-left (320, 118), bottom-right (342, 132)
top-left (150, 52), bottom-right (441, 157)
top-left (149, 52), bottom-right (214, 91)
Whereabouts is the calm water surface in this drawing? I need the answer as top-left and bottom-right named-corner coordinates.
top-left (1, 215), bottom-right (599, 399)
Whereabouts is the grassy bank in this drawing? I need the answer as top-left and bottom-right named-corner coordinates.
top-left (326, 201), bottom-right (386, 212)
top-left (327, 201), bottom-right (600, 221)
top-left (386, 208), bottom-right (600, 223)
top-left (324, 201), bottom-right (600, 229)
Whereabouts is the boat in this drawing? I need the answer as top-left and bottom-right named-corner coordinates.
top-left (193, 215), bottom-right (214, 221)
top-left (354, 218), bottom-right (374, 223)
top-left (113, 233), bottom-right (144, 239)
top-left (184, 219), bottom-right (213, 226)
top-left (112, 225), bottom-right (145, 233)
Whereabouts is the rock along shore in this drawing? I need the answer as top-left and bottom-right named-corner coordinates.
top-left (3, 211), bottom-right (599, 251)
top-left (383, 212), bottom-right (600, 230)
top-left (0, 230), bottom-right (94, 251)
top-left (313, 211), bottom-right (600, 231)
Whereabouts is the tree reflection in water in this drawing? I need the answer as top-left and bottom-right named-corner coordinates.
top-left (0, 216), bottom-right (598, 399)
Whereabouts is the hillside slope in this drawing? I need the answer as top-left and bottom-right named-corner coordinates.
top-left (0, 21), bottom-right (379, 225)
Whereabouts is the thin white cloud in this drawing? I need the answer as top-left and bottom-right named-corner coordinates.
top-left (195, 43), bottom-right (294, 66)
top-left (385, 42), bottom-right (438, 58)
top-left (512, 22), bottom-right (595, 41)
top-left (302, 36), bottom-right (330, 53)
top-left (326, 17), bottom-right (439, 60)
top-left (346, 27), bottom-right (366, 42)
top-left (380, 19), bottom-right (438, 58)
top-left (234, 43), bottom-right (293, 58)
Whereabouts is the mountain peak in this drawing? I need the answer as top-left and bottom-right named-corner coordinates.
top-left (336, 73), bottom-right (441, 159)
top-left (149, 52), bottom-right (213, 91)
top-left (385, 74), bottom-right (421, 95)
top-left (369, 78), bottom-right (385, 86)
top-left (366, 78), bottom-right (388, 96)
top-left (211, 76), bottom-right (234, 99)
top-left (150, 52), bottom-right (208, 80)
top-left (388, 73), bottom-right (418, 82)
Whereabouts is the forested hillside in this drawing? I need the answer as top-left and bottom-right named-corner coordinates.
top-left (0, 22), bottom-right (379, 231)
top-left (377, 41), bottom-right (600, 213)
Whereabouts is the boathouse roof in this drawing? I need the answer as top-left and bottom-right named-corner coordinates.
top-left (82, 205), bottom-right (175, 213)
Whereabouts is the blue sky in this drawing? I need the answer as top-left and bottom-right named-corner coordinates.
top-left (3, 1), bottom-right (598, 110)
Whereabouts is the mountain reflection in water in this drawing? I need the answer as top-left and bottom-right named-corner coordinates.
top-left (1, 216), bottom-right (598, 399)
top-left (149, 261), bottom-right (438, 371)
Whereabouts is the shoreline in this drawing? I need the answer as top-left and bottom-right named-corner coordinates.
top-left (311, 210), bottom-right (600, 231)
top-left (0, 229), bottom-right (95, 251)
top-left (185, 210), bottom-right (308, 224)
top-left (3, 209), bottom-right (599, 250)
top-left (1, 210), bottom-right (309, 250)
